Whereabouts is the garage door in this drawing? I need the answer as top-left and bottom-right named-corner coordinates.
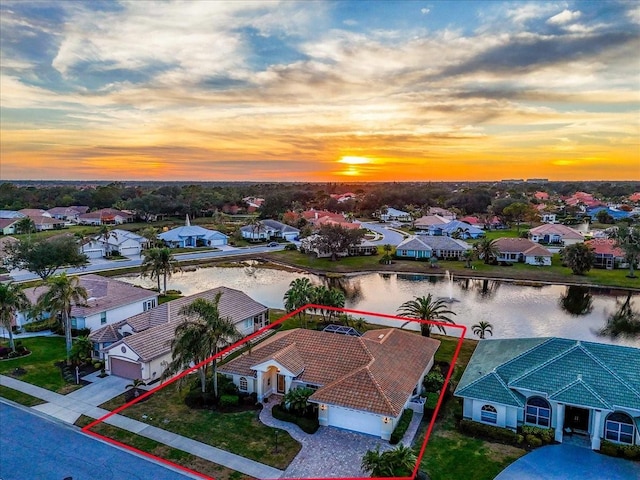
top-left (84, 248), bottom-right (103, 259)
top-left (328, 406), bottom-right (381, 437)
top-left (110, 358), bottom-right (142, 379)
top-left (120, 246), bottom-right (140, 257)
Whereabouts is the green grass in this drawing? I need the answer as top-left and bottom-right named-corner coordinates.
top-left (99, 385), bottom-right (301, 469)
top-left (432, 334), bottom-right (478, 384)
top-left (480, 229), bottom-right (522, 241)
top-left (0, 337), bottom-right (73, 392)
top-left (158, 293), bottom-right (183, 305)
top-left (271, 250), bottom-right (382, 270)
top-left (75, 415), bottom-right (253, 480)
top-left (0, 385), bottom-right (45, 406)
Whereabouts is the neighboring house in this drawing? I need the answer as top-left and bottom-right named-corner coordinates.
top-left (379, 207), bottom-right (411, 222)
top-left (414, 215), bottom-right (450, 230)
top-left (81, 229), bottom-right (149, 259)
top-left (534, 191), bottom-right (550, 201)
top-left (0, 218), bottom-right (20, 235)
top-left (219, 328), bottom-right (440, 440)
top-left (541, 213), bottom-right (558, 224)
top-left (301, 236), bottom-right (373, 258)
top-left (529, 224), bottom-right (584, 246)
top-left (78, 208), bottom-right (134, 226)
top-left (455, 337), bottom-right (640, 451)
top-left (99, 287), bottom-right (269, 381)
top-left (16, 209), bottom-right (65, 232)
top-left (416, 236), bottom-right (472, 260)
top-left (17, 274), bottom-right (158, 333)
top-left (240, 220), bottom-right (299, 242)
top-left (302, 209), bottom-right (346, 225)
top-left (158, 216), bottom-right (228, 248)
top-left (585, 239), bottom-right (626, 270)
top-left (493, 238), bottom-right (553, 266)
top-left (46, 206), bottom-right (90, 223)
top-left (0, 210), bottom-right (26, 219)
top-left (427, 207), bottom-right (456, 220)
top-left (428, 220), bottom-right (485, 239)
top-left (395, 236), bottom-right (433, 260)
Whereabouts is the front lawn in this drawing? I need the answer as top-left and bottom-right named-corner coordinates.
top-left (0, 337), bottom-right (72, 392)
top-left (75, 415), bottom-right (253, 480)
top-left (98, 383), bottom-right (301, 469)
top-left (271, 250), bottom-right (382, 271)
top-left (0, 385), bottom-right (45, 406)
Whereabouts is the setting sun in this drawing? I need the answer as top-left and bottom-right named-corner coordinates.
top-left (338, 156), bottom-right (371, 165)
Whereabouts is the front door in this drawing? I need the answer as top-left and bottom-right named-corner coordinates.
top-left (276, 374), bottom-right (286, 394)
top-left (565, 406), bottom-right (590, 432)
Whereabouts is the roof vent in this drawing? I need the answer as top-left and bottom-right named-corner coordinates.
top-left (577, 374), bottom-right (582, 381)
top-left (378, 333), bottom-right (385, 339)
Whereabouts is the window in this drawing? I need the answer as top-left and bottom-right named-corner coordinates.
top-left (605, 412), bottom-right (635, 444)
top-left (100, 312), bottom-right (107, 325)
top-left (401, 250), bottom-right (407, 256)
top-left (239, 377), bottom-right (248, 392)
top-left (525, 397), bottom-right (551, 427)
top-left (143, 299), bottom-right (156, 312)
top-left (244, 318), bottom-right (253, 330)
top-left (481, 405), bottom-right (497, 424)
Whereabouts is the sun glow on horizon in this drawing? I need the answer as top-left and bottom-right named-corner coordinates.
top-left (338, 156), bottom-right (372, 165)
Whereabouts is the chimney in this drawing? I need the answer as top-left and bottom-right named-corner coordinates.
top-left (185, 214), bottom-right (191, 227)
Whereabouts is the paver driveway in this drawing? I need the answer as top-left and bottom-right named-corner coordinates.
top-left (495, 444), bottom-right (640, 480)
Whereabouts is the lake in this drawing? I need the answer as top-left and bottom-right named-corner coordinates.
top-left (118, 265), bottom-right (640, 348)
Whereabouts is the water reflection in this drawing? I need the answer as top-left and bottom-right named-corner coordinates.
top-left (598, 293), bottom-right (640, 339)
top-left (321, 275), bottom-right (363, 303)
top-left (560, 286), bottom-right (594, 316)
top-left (458, 278), bottom-right (500, 300)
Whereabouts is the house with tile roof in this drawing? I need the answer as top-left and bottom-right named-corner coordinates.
top-left (394, 235), bottom-right (433, 260)
top-left (529, 224), bottom-right (584, 246)
top-left (379, 207), bottom-right (411, 223)
top-left (158, 215), bottom-right (228, 248)
top-left (46, 206), bottom-right (90, 223)
top-left (585, 239), bottom-right (628, 270)
top-left (0, 218), bottom-right (21, 235)
top-left (78, 208), bottom-right (134, 226)
top-left (414, 215), bottom-right (451, 230)
top-left (17, 274), bottom-right (157, 335)
top-left (97, 287), bottom-right (269, 381)
top-left (240, 219), bottom-right (300, 242)
top-left (81, 228), bottom-right (149, 259)
top-left (219, 328), bottom-right (440, 439)
top-left (429, 220), bottom-right (485, 239)
top-left (416, 236), bottom-right (472, 260)
top-left (455, 338), bottom-right (640, 450)
top-left (493, 238), bottom-right (553, 266)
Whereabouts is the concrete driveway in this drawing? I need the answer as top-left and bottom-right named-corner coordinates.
top-left (359, 221), bottom-right (406, 246)
top-left (66, 373), bottom-right (132, 406)
top-left (495, 444), bottom-right (640, 480)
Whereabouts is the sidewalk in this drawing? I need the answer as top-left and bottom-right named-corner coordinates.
top-left (0, 374), bottom-right (284, 479)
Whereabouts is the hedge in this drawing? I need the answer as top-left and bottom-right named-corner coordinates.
top-left (520, 425), bottom-right (555, 444)
top-left (458, 419), bottom-right (519, 444)
top-left (23, 318), bottom-right (57, 332)
top-left (272, 404), bottom-right (319, 434)
top-left (390, 409), bottom-right (413, 444)
top-left (600, 440), bottom-right (640, 460)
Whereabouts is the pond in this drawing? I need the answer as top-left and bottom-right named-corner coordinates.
top-left (118, 265), bottom-right (640, 348)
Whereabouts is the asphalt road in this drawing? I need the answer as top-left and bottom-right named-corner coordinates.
top-left (0, 401), bottom-right (197, 480)
top-left (358, 221), bottom-right (406, 246)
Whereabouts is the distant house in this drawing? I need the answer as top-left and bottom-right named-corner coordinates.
top-left (427, 207), bottom-right (456, 220)
top-left (0, 218), bottom-right (21, 235)
top-left (416, 236), bottom-right (472, 260)
top-left (585, 239), bottom-right (626, 270)
top-left (529, 224), bottom-right (584, 246)
top-left (219, 328), bottom-right (440, 440)
top-left (98, 287), bottom-right (269, 380)
top-left (78, 208), bottom-right (134, 226)
top-left (455, 337), bottom-right (640, 451)
top-left (81, 229), bottom-right (149, 259)
top-left (395, 236), bottom-right (433, 260)
top-left (379, 207), bottom-right (411, 222)
top-left (16, 209), bottom-right (66, 231)
top-left (428, 220), bottom-right (485, 239)
top-left (240, 219), bottom-right (299, 242)
top-left (493, 238), bottom-right (552, 266)
top-left (0, 210), bottom-right (25, 219)
top-left (46, 206), bottom-right (89, 223)
top-left (158, 216), bottom-right (228, 248)
top-left (414, 215), bottom-right (450, 230)
top-left (534, 191), bottom-right (550, 201)
top-left (17, 274), bottom-right (158, 334)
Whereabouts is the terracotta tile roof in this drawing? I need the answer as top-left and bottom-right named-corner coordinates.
top-left (0, 219), bottom-right (19, 230)
top-left (585, 239), bottom-right (624, 257)
top-left (220, 328), bottom-right (440, 416)
top-left (529, 224), bottom-right (584, 240)
top-left (494, 238), bottom-right (552, 256)
top-left (90, 322), bottom-right (125, 343)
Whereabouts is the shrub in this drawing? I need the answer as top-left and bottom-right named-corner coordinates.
top-left (165, 289), bottom-right (182, 295)
top-left (516, 434), bottom-right (525, 445)
top-left (296, 416), bottom-right (320, 434)
top-left (272, 404), bottom-right (319, 434)
top-left (599, 440), bottom-right (640, 460)
top-left (284, 244), bottom-right (297, 251)
top-left (7, 350), bottom-right (22, 359)
top-left (219, 394), bottom-right (239, 408)
top-left (23, 318), bottom-right (57, 332)
top-left (390, 409), bottom-right (413, 444)
top-left (0, 347), bottom-right (11, 357)
top-left (218, 374), bottom-right (239, 395)
top-left (423, 371), bottom-right (445, 393)
top-left (93, 361), bottom-right (104, 370)
top-left (520, 425), bottom-right (555, 444)
top-left (526, 434), bottom-right (542, 448)
top-left (458, 419), bottom-right (519, 444)
top-left (184, 389), bottom-right (216, 408)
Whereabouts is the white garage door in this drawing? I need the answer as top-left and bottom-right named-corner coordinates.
top-left (209, 238), bottom-right (226, 246)
top-left (328, 406), bottom-right (381, 437)
top-left (120, 245), bottom-right (140, 257)
top-left (84, 248), bottom-right (103, 259)
top-left (110, 358), bottom-right (142, 379)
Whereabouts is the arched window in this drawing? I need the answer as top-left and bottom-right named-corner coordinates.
top-left (525, 397), bottom-right (551, 427)
top-left (481, 405), bottom-right (497, 424)
top-left (605, 412), bottom-right (635, 444)
top-left (239, 377), bottom-right (248, 392)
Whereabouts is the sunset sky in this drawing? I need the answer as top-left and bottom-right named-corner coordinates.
top-left (1, 0), bottom-right (639, 182)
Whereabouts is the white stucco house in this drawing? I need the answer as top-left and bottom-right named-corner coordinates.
top-left (97, 287), bottom-right (269, 381)
top-left (81, 229), bottom-right (148, 259)
top-left (240, 219), bottom-right (300, 242)
top-left (18, 274), bottom-right (158, 335)
top-left (493, 238), bottom-right (553, 266)
top-left (529, 224), bottom-right (584, 246)
top-left (219, 328), bottom-right (440, 440)
top-left (455, 338), bottom-right (640, 451)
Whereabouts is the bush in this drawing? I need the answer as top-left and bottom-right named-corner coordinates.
top-left (296, 416), bottom-right (320, 434)
top-left (526, 434), bottom-right (542, 448)
top-left (599, 440), bottom-right (640, 460)
top-left (219, 394), bottom-right (239, 408)
top-left (93, 361), bottom-right (104, 370)
top-left (423, 371), bottom-right (445, 393)
top-left (520, 425), bottom-right (555, 444)
top-left (272, 404), bottom-right (319, 434)
top-left (284, 243), bottom-right (297, 251)
top-left (23, 318), bottom-right (57, 332)
top-left (458, 419), bottom-right (519, 444)
top-left (184, 389), bottom-right (217, 408)
top-left (390, 409), bottom-right (413, 444)
top-left (218, 375), bottom-right (239, 396)
top-left (165, 289), bottom-right (182, 295)
top-left (0, 346), bottom-right (11, 357)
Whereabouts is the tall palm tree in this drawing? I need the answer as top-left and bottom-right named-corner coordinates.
top-left (398, 293), bottom-right (457, 337)
top-left (462, 249), bottom-right (475, 268)
top-left (167, 294), bottom-right (242, 397)
top-left (141, 247), bottom-right (179, 294)
top-left (98, 225), bottom-right (117, 256)
top-left (472, 321), bottom-right (494, 339)
top-left (15, 217), bottom-right (36, 236)
top-left (0, 282), bottom-right (31, 351)
top-left (36, 273), bottom-right (88, 365)
top-left (474, 238), bottom-right (500, 264)
top-left (283, 278), bottom-right (314, 327)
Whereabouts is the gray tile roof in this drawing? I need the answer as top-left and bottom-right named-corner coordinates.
top-left (417, 236), bottom-right (471, 252)
top-left (396, 236), bottom-right (432, 251)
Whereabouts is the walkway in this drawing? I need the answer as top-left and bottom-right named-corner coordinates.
top-left (0, 374), bottom-right (284, 479)
top-left (494, 444), bottom-right (640, 480)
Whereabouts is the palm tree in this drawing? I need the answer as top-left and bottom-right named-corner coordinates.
top-left (472, 321), bottom-right (494, 339)
top-left (36, 273), bottom-right (88, 365)
top-left (398, 293), bottom-right (457, 337)
top-left (474, 238), bottom-right (500, 264)
top-left (125, 378), bottom-right (147, 398)
top-left (361, 444), bottom-right (417, 476)
top-left (167, 294), bottom-right (242, 397)
top-left (98, 225), bottom-right (118, 256)
top-left (283, 278), bottom-right (314, 327)
top-left (15, 217), bottom-right (36, 236)
top-left (462, 249), bottom-right (475, 268)
top-left (0, 282), bottom-right (31, 351)
top-left (141, 247), bottom-right (180, 294)
top-left (138, 226), bottom-right (159, 249)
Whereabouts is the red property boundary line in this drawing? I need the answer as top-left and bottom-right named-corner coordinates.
top-left (83, 304), bottom-right (466, 480)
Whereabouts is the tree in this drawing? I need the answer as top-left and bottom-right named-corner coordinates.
top-left (472, 321), bottom-right (493, 339)
top-left (361, 444), bottom-right (417, 477)
top-left (70, 335), bottom-right (93, 364)
top-left (125, 379), bottom-right (147, 399)
top-left (563, 243), bottom-right (595, 275)
top-left (503, 202), bottom-right (536, 232)
top-left (398, 294), bottom-right (457, 337)
top-left (166, 294), bottom-right (242, 398)
top-left (599, 293), bottom-right (640, 339)
top-left (310, 285), bottom-right (345, 323)
top-left (283, 278), bottom-right (314, 327)
top-left (596, 209), bottom-right (615, 224)
top-left (610, 225), bottom-right (640, 278)
top-left (462, 249), bottom-right (475, 268)
top-left (15, 217), bottom-right (36, 236)
top-left (380, 243), bottom-right (393, 265)
top-left (474, 238), bottom-right (500, 265)
top-left (6, 236), bottom-right (88, 280)
top-left (282, 387), bottom-right (314, 414)
top-left (98, 225), bottom-right (118, 256)
top-left (36, 273), bottom-right (89, 365)
top-left (141, 247), bottom-right (179, 293)
top-left (139, 226), bottom-right (159, 249)
top-left (308, 224), bottom-right (366, 261)
top-left (0, 282), bottom-right (30, 351)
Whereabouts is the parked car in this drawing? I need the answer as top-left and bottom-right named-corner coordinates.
top-left (267, 242), bottom-right (279, 247)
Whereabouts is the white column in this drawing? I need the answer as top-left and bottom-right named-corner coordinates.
top-left (591, 410), bottom-right (602, 450)
top-left (555, 404), bottom-right (565, 443)
top-left (284, 375), bottom-right (292, 394)
top-left (256, 370), bottom-right (264, 401)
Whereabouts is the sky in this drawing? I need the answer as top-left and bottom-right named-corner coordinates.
top-left (1, 0), bottom-right (639, 182)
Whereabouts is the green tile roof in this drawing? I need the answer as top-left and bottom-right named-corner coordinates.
top-left (456, 371), bottom-right (525, 407)
top-left (455, 338), bottom-right (640, 411)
